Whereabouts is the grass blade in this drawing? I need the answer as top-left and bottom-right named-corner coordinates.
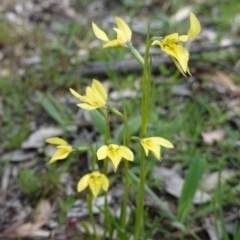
top-left (177, 154), bottom-right (202, 223)
top-left (36, 91), bottom-right (67, 126)
top-left (88, 109), bottom-right (106, 135)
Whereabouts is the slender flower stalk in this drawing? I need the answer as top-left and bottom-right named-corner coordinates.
top-left (133, 35), bottom-right (153, 240)
top-left (86, 194), bottom-right (99, 240)
top-left (101, 107), bottom-right (111, 237)
top-left (119, 109), bottom-right (130, 239)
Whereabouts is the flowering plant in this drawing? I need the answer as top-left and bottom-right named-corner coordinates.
top-left (46, 13), bottom-right (201, 239)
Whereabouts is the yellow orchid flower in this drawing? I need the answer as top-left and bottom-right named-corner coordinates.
top-left (97, 144), bottom-right (134, 171)
top-left (77, 171), bottom-right (109, 198)
top-left (152, 13), bottom-right (201, 75)
top-left (140, 137), bottom-right (174, 160)
top-left (92, 17), bottom-right (132, 48)
top-left (70, 79), bottom-right (107, 110)
top-left (45, 137), bottom-right (74, 163)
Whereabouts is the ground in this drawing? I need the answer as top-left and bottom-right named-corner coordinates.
top-left (0, 0), bottom-right (240, 239)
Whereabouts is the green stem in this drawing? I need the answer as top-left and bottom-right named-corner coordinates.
top-left (97, 108), bottom-right (110, 175)
top-left (120, 108), bottom-right (130, 239)
top-left (104, 107), bottom-right (110, 174)
top-left (89, 143), bottom-right (96, 171)
top-left (87, 194), bottom-right (99, 240)
top-left (134, 37), bottom-right (153, 240)
top-left (128, 170), bottom-right (175, 221)
top-left (217, 160), bottom-right (229, 240)
top-left (98, 107), bottom-right (111, 237)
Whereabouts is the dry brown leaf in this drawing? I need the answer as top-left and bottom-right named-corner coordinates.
top-left (197, 69), bottom-right (238, 92)
top-left (10, 149), bottom-right (36, 162)
top-left (4, 222), bottom-right (50, 238)
top-left (152, 167), bottom-right (211, 204)
top-left (34, 199), bottom-right (52, 228)
top-left (1, 165), bottom-right (11, 192)
top-left (1, 199), bottom-right (52, 238)
top-left (202, 129), bottom-right (225, 145)
top-left (21, 127), bottom-right (63, 149)
top-left (1, 222), bottom-right (50, 238)
top-left (202, 170), bottom-right (237, 192)
top-left (203, 215), bottom-right (222, 240)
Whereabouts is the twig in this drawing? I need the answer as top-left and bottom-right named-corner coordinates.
top-left (79, 42), bottom-right (240, 78)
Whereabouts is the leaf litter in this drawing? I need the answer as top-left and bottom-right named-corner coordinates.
top-left (0, 0), bottom-right (240, 239)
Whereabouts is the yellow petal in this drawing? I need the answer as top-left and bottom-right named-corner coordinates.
top-left (77, 174), bottom-right (90, 192)
top-left (92, 22), bottom-right (109, 41)
top-left (103, 39), bottom-right (120, 48)
top-left (69, 88), bottom-right (82, 99)
top-left (164, 45), bottom-right (189, 73)
top-left (163, 33), bottom-right (179, 43)
top-left (101, 174), bottom-right (109, 191)
top-left (92, 79), bottom-right (107, 101)
top-left (85, 86), bottom-right (95, 99)
top-left (171, 57), bottom-right (187, 77)
top-left (86, 87), bottom-right (103, 106)
top-left (46, 137), bottom-right (68, 145)
top-left (146, 143), bottom-right (161, 160)
top-left (97, 145), bottom-right (108, 160)
top-left (147, 137), bottom-right (174, 148)
top-left (113, 28), bottom-right (128, 47)
top-left (152, 40), bottom-right (164, 51)
top-left (77, 103), bottom-right (98, 110)
top-left (178, 35), bottom-right (188, 42)
top-left (106, 145), bottom-right (122, 171)
top-left (110, 155), bottom-right (122, 172)
top-left (88, 174), bottom-right (103, 198)
top-left (141, 139), bottom-right (161, 159)
top-left (119, 146), bottom-right (134, 161)
top-left (163, 45), bottom-right (178, 60)
top-left (149, 144), bottom-right (161, 160)
top-left (57, 145), bottom-right (73, 151)
top-left (107, 146), bottom-right (118, 161)
top-left (187, 13), bottom-right (201, 40)
top-left (174, 45), bottom-right (189, 73)
top-left (48, 148), bottom-right (70, 163)
top-left (115, 17), bottom-right (132, 42)
top-left (109, 144), bottom-right (119, 149)
top-left (140, 141), bottom-right (149, 156)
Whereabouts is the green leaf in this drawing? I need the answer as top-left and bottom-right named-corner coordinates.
top-left (88, 110), bottom-right (106, 135)
top-left (114, 115), bottom-right (141, 144)
top-left (234, 221), bottom-right (240, 240)
top-left (177, 155), bottom-right (202, 223)
top-left (36, 91), bottom-right (66, 126)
